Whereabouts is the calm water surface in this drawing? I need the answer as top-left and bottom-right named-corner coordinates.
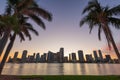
top-left (2, 63), bottom-right (120, 75)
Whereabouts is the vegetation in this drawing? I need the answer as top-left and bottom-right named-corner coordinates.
top-left (80, 0), bottom-right (120, 60)
top-left (18, 75), bottom-right (120, 80)
top-left (0, 0), bottom-right (52, 75)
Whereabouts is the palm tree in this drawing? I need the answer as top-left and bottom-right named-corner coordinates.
top-left (80, 0), bottom-right (120, 61)
top-left (0, 0), bottom-right (52, 57)
top-left (0, 0), bottom-right (52, 74)
top-left (0, 15), bottom-right (39, 74)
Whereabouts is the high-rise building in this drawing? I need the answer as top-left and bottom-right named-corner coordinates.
top-left (71, 53), bottom-right (77, 62)
top-left (69, 54), bottom-right (72, 62)
top-left (78, 50), bottom-right (85, 63)
top-left (105, 55), bottom-right (111, 62)
top-left (36, 53), bottom-right (40, 62)
top-left (59, 48), bottom-right (64, 63)
top-left (47, 51), bottom-right (54, 62)
top-left (53, 53), bottom-right (58, 62)
top-left (43, 53), bottom-right (47, 62)
top-left (85, 54), bottom-right (93, 63)
top-left (40, 53), bottom-right (47, 62)
top-left (13, 52), bottom-right (18, 62)
top-left (64, 56), bottom-right (68, 62)
top-left (93, 50), bottom-right (99, 62)
top-left (21, 50), bottom-right (27, 63)
top-left (98, 50), bottom-right (103, 62)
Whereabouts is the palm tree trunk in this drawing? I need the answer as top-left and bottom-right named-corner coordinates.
top-left (105, 25), bottom-right (120, 61)
top-left (0, 33), bottom-right (16, 75)
top-left (0, 32), bottom-right (9, 57)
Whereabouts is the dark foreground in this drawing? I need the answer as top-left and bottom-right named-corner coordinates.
top-left (0, 75), bottom-right (120, 80)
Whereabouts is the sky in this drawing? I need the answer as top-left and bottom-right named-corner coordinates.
top-left (0, 0), bottom-right (120, 60)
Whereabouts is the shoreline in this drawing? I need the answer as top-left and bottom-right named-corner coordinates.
top-left (0, 75), bottom-right (120, 80)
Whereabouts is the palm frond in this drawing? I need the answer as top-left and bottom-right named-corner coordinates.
top-left (89, 21), bottom-right (94, 34)
top-left (28, 14), bottom-right (46, 30)
top-left (24, 23), bottom-right (39, 36)
top-left (28, 7), bottom-right (52, 21)
top-left (98, 25), bottom-right (102, 40)
top-left (27, 26), bottom-right (39, 36)
top-left (108, 5), bottom-right (120, 16)
top-left (22, 26), bottom-right (32, 40)
top-left (108, 17), bottom-right (120, 29)
top-left (18, 32), bottom-right (25, 42)
top-left (17, 0), bottom-right (33, 11)
top-left (82, 0), bottom-right (101, 14)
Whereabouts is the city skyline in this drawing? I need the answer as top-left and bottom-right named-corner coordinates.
top-left (8, 48), bottom-right (118, 63)
top-left (8, 48), bottom-right (118, 61)
top-left (0, 0), bottom-right (120, 61)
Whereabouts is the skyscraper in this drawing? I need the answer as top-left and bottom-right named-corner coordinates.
top-left (47, 51), bottom-right (54, 62)
top-left (98, 50), bottom-right (103, 62)
top-left (93, 50), bottom-right (99, 62)
top-left (78, 50), bottom-right (85, 63)
top-left (71, 53), bottom-right (77, 62)
top-left (59, 48), bottom-right (64, 63)
top-left (69, 54), bottom-right (72, 62)
top-left (21, 50), bottom-right (27, 63)
top-left (13, 52), bottom-right (18, 62)
top-left (85, 54), bottom-right (93, 63)
top-left (105, 55), bottom-right (111, 62)
top-left (36, 53), bottom-right (40, 62)
top-left (43, 53), bottom-right (47, 62)
top-left (64, 56), bottom-right (68, 62)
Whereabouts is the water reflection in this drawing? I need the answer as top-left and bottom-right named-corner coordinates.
top-left (79, 63), bottom-right (86, 75)
top-left (2, 63), bottom-right (120, 75)
top-left (17, 64), bottom-right (24, 75)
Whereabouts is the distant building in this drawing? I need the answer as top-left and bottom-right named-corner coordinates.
top-left (13, 52), bottom-right (18, 63)
top-left (78, 50), bottom-right (85, 63)
top-left (93, 50), bottom-right (99, 62)
top-left (69, 54), bottom-right (72, 62)
top-left (64, 56), bottom-right (68, 62)
top-left (36, 53), bottom-right (40, 62)
top-left (53, 53), bottom-right (58, 62)
top-left (98, 50), bottom-right (103, 62)
top-left (58, 48), bottom-right (64, 63)
top-left (71, 53), bottom-right (77, 62)
top-left (27, 53), bottom-right (36, 63)
top-left (86, 54), bottom-right (93, 63)
top-left (21, 50), bottom-right (27, 63)
top-left (40, 55), bottom-right (44, 62)
top-left (43, 53), bottom-right (47, 62)
top-left (47, 51), bottom-right (54, 62)
top-left (105, 55), bottom-right (111, 62)
top-left (40, 53), bottom-right (47, 62)
top-left (8, 56), bottom-right (12, 63)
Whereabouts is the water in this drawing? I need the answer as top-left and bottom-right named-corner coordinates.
top-left (2, 63), bottom-right (120, 75)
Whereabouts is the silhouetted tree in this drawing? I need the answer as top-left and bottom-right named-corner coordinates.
top-left (0, 0), bottom-right (52, 75)
top-left (80, 0), bottom-right (120, 61)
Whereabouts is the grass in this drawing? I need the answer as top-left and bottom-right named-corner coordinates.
top-left (19, 75), bottom-right (120, 80)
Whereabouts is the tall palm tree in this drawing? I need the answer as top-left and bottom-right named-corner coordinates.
top-left (0, 15), bottom-right (39, 74)
top-left (80, 0), bottom-right (120, 61)
top-left (0, 0), bottom-right (52, 74)
top-left (0, 0), bottom-right (52, 57)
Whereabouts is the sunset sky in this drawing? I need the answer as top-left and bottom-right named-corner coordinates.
top-left (0, 0), bottom-right (120, 61)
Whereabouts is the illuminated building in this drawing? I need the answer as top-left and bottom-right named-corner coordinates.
top-left (71, 53), bottom-right (77, 62)
top-left (21, 50), bottom-right (27, 63)
top-left (93, 50), bottom-right (99, 62)
top-left (78, 50), bottom-right (85, 63)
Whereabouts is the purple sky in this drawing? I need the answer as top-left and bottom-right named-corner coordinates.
top-left (0, 0), bottom-right (120, 59)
